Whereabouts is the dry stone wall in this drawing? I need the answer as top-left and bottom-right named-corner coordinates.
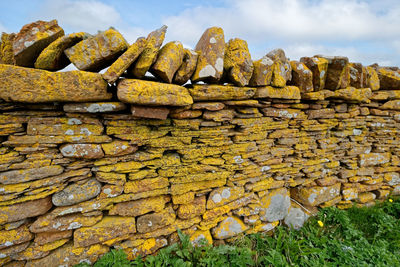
top-left (0, 19), bottom-right (399, 266)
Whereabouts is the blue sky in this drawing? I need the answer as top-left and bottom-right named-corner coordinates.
top-left (1, 0), bottom-right (400, 66)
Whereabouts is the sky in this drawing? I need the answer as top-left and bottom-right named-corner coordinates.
top-left (1, 0), bottom-right (400, 67)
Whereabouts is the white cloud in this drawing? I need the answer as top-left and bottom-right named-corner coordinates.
top-left (161, 0), bottom-right (400, 66)
top-left (38, 0), bottom-right (121, 34)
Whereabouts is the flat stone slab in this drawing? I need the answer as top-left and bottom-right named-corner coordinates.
top-left (63, 102), bottom-right (127, 113)
top-left (254, 86), bottom-right (301, 100)
top-left (0, 64), bottom-right (111, 103)
top-left (117, 79), bottom-right (193, 106)
top-left (188, 84), bottom-right (256, 101)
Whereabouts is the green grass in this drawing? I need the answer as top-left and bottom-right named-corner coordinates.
top-left (76, 196), bottom-right (400, 267)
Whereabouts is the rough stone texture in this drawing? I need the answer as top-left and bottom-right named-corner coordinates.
top-left (349, 63), bottom-right (367, 88)
top-left (212, 216), bottom-right (248, 239)
top-left (318, 56), bottom-right (350, 90)
top-left (291, 184), bottom-right (341, 206)
top-left (173, 49), bottom-right (198, 85)
top-left (129, 25), bottom-right (167, 78)
top-left (65, 28), bottom-right (128, 72)
top-left (136, 208), bottom-right (176, 233)
top-left (289, 61), bottom-right (313, 92)
top-left (191, 27), bottom-right (225, 83)
top-left (189, 84), bottom-right (256, 101)
top-left (34, 32), bottom-right (89, 71)
top-left (117, 79), bottom-right (193, 106)
top-left (52, 178), bottom-right (102, 206)
top-left (249, 55), bottom-right (274, 86)
top-left (0, 197), bottom-right (52, 224)
top-left (59, 144), bottom-right (104, 159)
top-left (0, 165), bottom-right (64, 184)
top-left (223, 38), bottom-right (253, 86)
top-left (131, 105), bottom-right (170, 120)
top-left (284, 207), bottom-right (309, 230)
top-left (12, 20), bottom-right (64, 67)
top-left (254, 86), bottom-right (301, 100)
top-left (102, 37), bottom-right (147, 84)
top-left (259, 188), bottom-right (291, 222)
top-left (300, 56), bottom-right (328, 91)
top-left (378, 68), bottom-right (400, 90)
top-left (63, 102), bottom-right (127, 113)
top-left (0, 65), bottom-right (111, 103)
top-left (267, 49), bottom-right (291, 87)
top-left (109, 196), bottom-right (168, 217)
top-left (0, 33), bottom-right (16, 65)
top-left (151, 41), bottom-right (185, 83)
top-left (366, 66), bottom-right (380, 91)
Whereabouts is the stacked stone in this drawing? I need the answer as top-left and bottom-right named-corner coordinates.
top-left (0, 19), bottom-right (399, 266)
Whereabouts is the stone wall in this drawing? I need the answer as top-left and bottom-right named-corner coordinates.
top-left (0, 20), bottom-right (400, 266)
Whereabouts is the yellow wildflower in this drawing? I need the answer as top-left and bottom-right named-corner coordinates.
top-left (389, 199), bottom-right (393, 203)
top-left (317, 220), bottom-right (324, 227)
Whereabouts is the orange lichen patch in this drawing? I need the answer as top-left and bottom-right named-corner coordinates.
top-left (366, 66), bottom-right (380, 90)
top-left (254, 86), bottom-right (301, 100)
top-left (124, 237), bottom-right (168, 260)
top-left (124, 177), bottom-right (169, 194)
top-left (0, 64), bottom-right (111, 103)
top-left (177, 196), bottom-right (206, 219)
top-left (0, 32), bottom-right (16, 65)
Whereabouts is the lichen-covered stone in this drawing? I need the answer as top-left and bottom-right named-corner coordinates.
top-left (378, 68), bottom-right (400, 90)
top-left (74, 216), bottom-right (136, 247)
top-left (124, 177), bottom-right (169, 194)
top-left (0, 197), bottom-right (52, 224)
top-left (52, 179), bottom-right (101, 206)
top-left (366, 66), bottom-right (380, 90)
top-left (190, 229), bottom-right (213, 246)
top-left (109, 196), bottom-right (168, 217)
top-left (101, 140), bottom-right (137, 156)
top-left (129, 25), bottom-right (167, 78)
top-left (117, 79), bottom-right (193, 106)
top-left (173, 49), bottom-right (198, 85)
top-left (0, 65), bottom-right (111, 103)
top-left (0, 165), bottom-right (63, 184)
top-left (223, 38), bottom-right (253, 86)
top-left (289, 61), bottom-right (313, 92)
top-left (267, 49), bottom-right (291, 87)
top-left (34, 32), bottom-right (89, 71)
top-left (34, 230), bottom-right (72, 246)
top-left (254, 86), bottom-right (301, 100)
top-left (349, 63), bottom-right (367, 88)
top-left (259, 188), bottom-right (290, 222)
top-left (0, 33), bottom-right (16, 65)
top-left (59, 144), bottom-right (104, 159)
top-left (212, 216), bottom-right (247, 239)
top-left (65, 28), bottom-right (128, 72)
top-left (177, 196), bottom-right (206, 219)
top-left (330, 87), bottom-right (372, 103)
top-left (284, 207), bottom-right (309, 230)
top-left (25, 242), bottom-right (108, 267)
top-left (318, 56), bottom-right (350, 90)
top-left (192, 27), bottom-right (225, 83)
top-left (63, 102), bottom-right (127, 113)
top-left (13, 20), bottom-right (64, 67)
top-left (131, 105), bottom-right (170, 120)
top-left (359, 153), bottom-right (390, 167)
top-left (291, 183), bottom-right (341, 206)
top-left (0, 225), bottom-right (33, 249)
top-left (249, 55), bottom-right (273, 86)
top-left (136, 207), bottom-right (176, 233)
top-left (103, 37), bottom-right (146, 84)
top-left (207, 187), bottom-right (244, 209)
top-left (151, 41), bottom-right (184, 83)
top-left (300, 56), bottom-right (328, 91)
top-left (189, 84), bottom-right (256, 101)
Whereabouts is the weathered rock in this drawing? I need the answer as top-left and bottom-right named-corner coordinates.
top-left (34, 230), bottom-right (72, 246)
top-left (0, 33), bottom-right (16, 64)
top-left (190, 229), bottom-right (213, 246)
top-left (254, 86), bottom-right (301, 100)
top-left (0, 65), bottom-right (111, 103)
top-left (25, 242), bottom-right (108, 267)
top-left (0, 197), bottom-right (52, 224)
top-left (131, 105), bottom-right (170, 120)
top-left (203, 110), bottom-right (234, 122)
top-left (34, 32), bottom-right (89, 71)
top-left (291, 183), bottom-right (341, 206)
top-left (307, 108), bottom-right (335, 119)
top-left (300, 56), bottom-right (328, 91)
top-left (177, 196), bottom-right (206, 219)
top-left (13, 20), bottom-right (64, 67)
top-left (249, 55), bottom-right (274, 86)
top-left (192, 102), bottom-right (225, 111)
top-left (189, 84), bottom-right (256, 101)
top-left (223, 38), bottom-right (253, 86)
top-left (173, 49), bottom-right (198, 85)
top-left (101, 140), bottom-right (137, 156)
top-left (378, 68), bottom-right (400, 89)
top-left (129, 25), bottom-right (167, 78)
top-left (212, 216), bottom-right (248, 239)
top-left (207, 187), bottom-right (244, 209)
top-left (52, 178), bottom-right (102, 206)
top-left (330, 87), bottom-right (372, 103)
top-left (102, 37), bottom-right (146, 84)
top-left (318, 55), bottom-right (350, 90)
top-left (259, 188), bottom-right (290, 222)
top-left (284, 206), bottom-right (309, 230)
top-left (109, 196), bottom-right (168, 217)
top-left (0, 225), bottom-right (33, 249)
top-left (65, 28), bottom-right (128, 72)
top-left (63, 102), bottom-right (127, 113)
top-left (289, 61), bottom-right (313, 92)
top-left (151, 41), bottom-right (185, 83)
top-left (124, 177), bottom-right (169, 194)
top-left (74, 216), bottom-right (136, 247)
top-left (192, 27), bottom-right (225, 83)
top-left (60, 144), bottom-right (104, 159)
top-left (30, 213), bottom-right (102, 233)
top-left (0, 165), bottom-right (63, 184)
top-left (267, 49), bottom-right (291, 87)
top-left (0, 241), bottom-right (30, 261)
top-left (117, 79), bottom-right (193, 106)
top-left (359, 153), bottom-right (390, 167)
top-left (136, 207), bottom-right (176, 233)
top-left (366, 66), bottom-right (380, 90)
top-left (349, 63), bottom-right (367, 88)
